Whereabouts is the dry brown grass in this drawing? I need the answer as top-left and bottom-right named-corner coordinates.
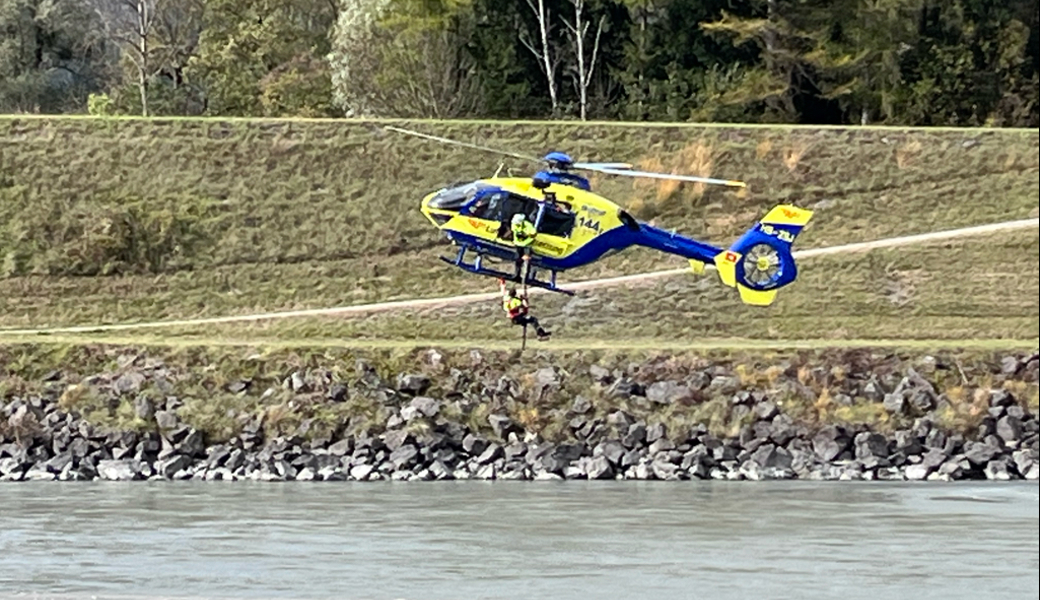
top-left (632, 156), bottom-right (678, 203)
top-left (755, 138), bottom-right (773, 161)
top-left (631, 141), bottom-right (715, 210)
top-left (677, 141), bottom-right (715, 199)
top-left (57, 383), bottom-right (100, 413)
top-left (782, 141), bottom-right (810, 172)
top-left (896, 139), bottom-right (924, 169)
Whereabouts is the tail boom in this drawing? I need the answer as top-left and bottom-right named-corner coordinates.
top-left (632, 224), bottom-right (723, 264)
top-left (628, 204), bottom-right (812, 306)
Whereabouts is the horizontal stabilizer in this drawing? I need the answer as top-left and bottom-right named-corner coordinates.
top-left (714, 250), bottom-right (738, 287)
top-left (760, 204), bottom-right (814, 228)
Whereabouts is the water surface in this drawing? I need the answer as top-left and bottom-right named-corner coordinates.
top-left (1, 481), bottom-right (1037, 600)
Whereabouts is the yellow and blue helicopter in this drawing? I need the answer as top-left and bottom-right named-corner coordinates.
top-left (388, 126), bottom-right (814, 307)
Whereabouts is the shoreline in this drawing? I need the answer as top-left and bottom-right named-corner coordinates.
top-left (1, 345), bottom-right (1037, 482)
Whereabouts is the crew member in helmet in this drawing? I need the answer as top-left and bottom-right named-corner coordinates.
top-left (511, 212), bottom-right (537, 247)
top-left (510, 212), bottom-right (537, 278)
top-left (500, 279), bottom-right (551, 340)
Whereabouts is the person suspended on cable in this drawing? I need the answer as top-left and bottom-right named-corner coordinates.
top-left (500, 279), bottom-right (551, 340)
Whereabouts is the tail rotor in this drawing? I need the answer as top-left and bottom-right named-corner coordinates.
top-left (714, 204), bottom-right (814, 306)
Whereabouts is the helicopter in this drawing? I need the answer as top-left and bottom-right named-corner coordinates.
top-left (386, 126), bottom-right (814, 307)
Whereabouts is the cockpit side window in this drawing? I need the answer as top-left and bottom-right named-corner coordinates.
top-left (537, 202), bottom-right (576, 237)
top-left (466, 191), bottom-right (508, 221)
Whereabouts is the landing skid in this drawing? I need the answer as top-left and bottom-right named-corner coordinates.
top-left (440, 245), bottom-right (575, 296)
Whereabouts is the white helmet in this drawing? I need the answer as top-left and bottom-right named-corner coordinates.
top-left (511, 213), bottom-right (526, 226)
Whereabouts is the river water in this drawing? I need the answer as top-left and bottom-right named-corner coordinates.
top-left (1, 481), bottom-right (1036, 600)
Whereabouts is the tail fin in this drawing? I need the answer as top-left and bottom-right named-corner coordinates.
top-left (713, 204), bottom-right (814, 306)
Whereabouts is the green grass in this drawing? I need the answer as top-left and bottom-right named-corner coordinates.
top-left (28, 227), bottom-right (1027, 346)
top-left (1, 117), bottom-right (1037, 330)
top-left (2, 116), bottom-right (1036, 445)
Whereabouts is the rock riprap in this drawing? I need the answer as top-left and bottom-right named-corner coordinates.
top-left (1, 348), bottom-right (1037, 482)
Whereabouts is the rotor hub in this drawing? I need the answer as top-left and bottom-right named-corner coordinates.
top-left (741, 243), bottom-right (783, 289)
top-left (543, 151), bottom-right (575, 171)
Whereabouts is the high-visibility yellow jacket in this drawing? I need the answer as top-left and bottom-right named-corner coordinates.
top-left (512, 219), bottom-right (536, 247)
top-left (503, 296), bottom-right (525, 317)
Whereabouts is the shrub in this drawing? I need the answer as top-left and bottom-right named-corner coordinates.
top-left (0, 194), bottom-right (218, 277)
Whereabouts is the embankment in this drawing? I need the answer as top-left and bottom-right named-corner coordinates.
top-left (2, 344), bottom-right (1037, 482)
top-left (2, 117), bottom-right (1037, 331)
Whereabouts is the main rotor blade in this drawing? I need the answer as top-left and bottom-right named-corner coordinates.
top-left (582, 165), bottom-right (747, 188)
top-left (573, 161), bottom-right (634, 170)
top-left (383, 126), bottom-right (541, 164)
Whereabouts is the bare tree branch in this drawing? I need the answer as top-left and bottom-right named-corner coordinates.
top-left (93, 0), bottom-right (187, 116)
top-left (521, 0), bottom-right (559, 115)
top-left (563, 0), bottom-right (605, 120)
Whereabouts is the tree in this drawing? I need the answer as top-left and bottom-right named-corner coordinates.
top-left (86, 0), bottom-right (205, 116)
top-left (519, 0), bottom-right (561, 116)
top-left (327, 0), bottom-right (389, 116)
top-left (700, 0), bottom-right (808, 120)
top-left (562, 0), bottom-right (606, 120)
top-left (0, 0), bottom-right (109, 113)
top-left (328, 0), bottom-right (482, 118)
top-left (793, 0), bottom-right (924, 125)
top-left (88, 0), bottom-right (205, 116)
top-left (184, 0), bottom-right (338, 117)
top-left (462, 0), bottom-right (538, 118)
top-left (98, 0), bottom-right (163, 116)
top-left (259, 53), bottom-right (334, 117)
top-left (2, 0), bottom-right (1035, 125)
top-left (150, 0), bottom-right (205, 93)
top-left (615, 0), bottom-right (659, 120)
top-left (612, 0), bottom-right (762, 121)
top-left (894, 0), bottom-right (1039, 126)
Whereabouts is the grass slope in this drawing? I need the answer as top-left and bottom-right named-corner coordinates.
top-left (63, 227), bottom-right (1026, 345)
top-left (1, 117), bottom-right (1037, 333)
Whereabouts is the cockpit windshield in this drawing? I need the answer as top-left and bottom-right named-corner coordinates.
top-left (426, 181), bottom-right (493, 211)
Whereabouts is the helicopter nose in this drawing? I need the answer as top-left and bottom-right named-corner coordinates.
top-left (420, 191), bottom-right (455, 227)
top-left (421, 190), bottom-right (443, 212)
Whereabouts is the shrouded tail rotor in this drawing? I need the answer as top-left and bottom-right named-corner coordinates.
top-left (713, 204), bottom-right (814, 306)
top-left (741, 243), bottom-right (786, 288)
